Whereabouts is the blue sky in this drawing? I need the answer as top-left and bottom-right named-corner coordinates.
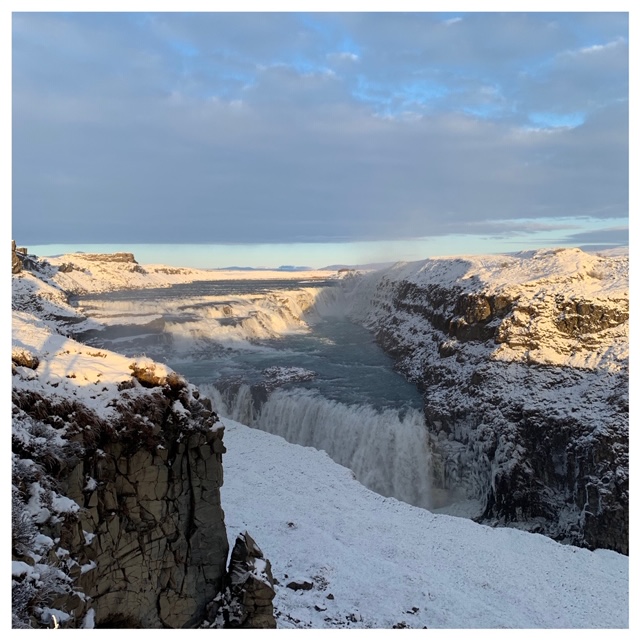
top-left (10, 5), bottom-right (630, 268)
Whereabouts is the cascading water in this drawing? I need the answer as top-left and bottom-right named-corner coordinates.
top-left (75, 276), bottom-right (434, 511)
top-left (203, 383), bottom-right (432, 509)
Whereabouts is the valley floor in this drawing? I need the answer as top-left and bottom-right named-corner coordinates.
top-left (219, 418), bottom-right (628, 630)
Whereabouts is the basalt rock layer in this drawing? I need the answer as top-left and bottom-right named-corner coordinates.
top-left (12, 321), bottom-right (229, 627)
top-left (344, 248), bottom-right (628, 553)
top-left (11, 248), bottom-right (276, 629)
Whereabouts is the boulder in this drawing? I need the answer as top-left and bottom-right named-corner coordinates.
top-left (210, 532), bottom-right (276, 629)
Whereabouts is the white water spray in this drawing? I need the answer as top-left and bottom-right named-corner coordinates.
top-left (81, 280), bottom-right (435, 510)
top-left (203, 384), bottom-right (433, 510)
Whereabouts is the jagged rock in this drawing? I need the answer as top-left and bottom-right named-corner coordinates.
top-left (129, 362), bottom-right (186, 391)
top-left (346, 248), bottom-right (628, 554)
top-left (12, 240), bottom-right (24, 274)
top-left (12, 241), bottom-right (42, 273)
top-left (57, 263), bottom-right (80, 273)
top-left (72, 252), bottom-right (139, 264)
top-left (211, 532), bottom-right (277, 629)
top-left (11, 348), bottom-right (39, 370)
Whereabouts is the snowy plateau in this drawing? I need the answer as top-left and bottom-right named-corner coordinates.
top-left (10, 245), bottom-right (629, 629)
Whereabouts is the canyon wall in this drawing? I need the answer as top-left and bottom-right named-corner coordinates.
top-left (342, 248), bottom-right (628, 553)
top-left (12, 341), bottom-right (229, 628)
top-left (11, 249), bottom-right (276, 628)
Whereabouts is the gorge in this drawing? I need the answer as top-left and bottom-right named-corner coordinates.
top-left (11, 244), bottom-right (629, 628)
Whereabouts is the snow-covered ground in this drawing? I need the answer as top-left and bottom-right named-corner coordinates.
top-left (45, 252), bottom-right (337, 294)
top-left (11, 310), bottom-right (177, 420)
top-left (11, 247), bottom-right (631, 629)
top-left (219, 418), bottom-right (628, 629)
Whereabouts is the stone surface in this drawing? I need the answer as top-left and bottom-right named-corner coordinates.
top-left (12, 368), bottom-right (230, 628)
top-left (287, 579), bottom-right (314, 591)
top-left (12, 240), bottom-right (24, 274)
top-left (210, 532), bottom-right (277, 629)
top-left (346, 249), bottom-right (628, 554)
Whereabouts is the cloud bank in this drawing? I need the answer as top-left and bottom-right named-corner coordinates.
top-left (12, 12), bottom-right (628, 247)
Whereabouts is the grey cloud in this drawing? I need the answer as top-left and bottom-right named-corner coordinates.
top-left (564, 227), bottom-right (629, 245)
top-left (338, 13), bottom-right (580, 77)
top-left (515, 37), bottom-right (627, 114)
top-left (13, 89), bottom-right (627, 244)
top-left (12, 12), bottom-right (628, 246)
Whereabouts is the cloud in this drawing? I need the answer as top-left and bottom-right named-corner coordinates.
top-left (327, 51), bottom-right (359, 63)
top-left (563, 227), bottom-right (629, 245)
top-left (11, 12), bottom-right (628, 247)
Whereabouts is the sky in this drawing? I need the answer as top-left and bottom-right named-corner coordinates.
top-left (8, 3), bottom-right (632, 268)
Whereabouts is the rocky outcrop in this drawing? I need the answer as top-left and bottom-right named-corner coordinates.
top-left (345, 249), bottom-right (629, 554)
top-left (70, 252), bottom-right (147, 274)
top-left (12, 240), bottom-right (33, 274)
top-left (74, 252), bottom-right (139, 264)
top-left (12, 361), bottom-right (229, 628)
top-left (12, 240), bottom-right (23, 273)
top-left (207, 532), bottom-right (276, 629)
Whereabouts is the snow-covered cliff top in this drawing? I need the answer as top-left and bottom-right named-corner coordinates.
top-left (352, 247), bottom-right (628, 371)
top-left (12, 311), bottom-right (193, 423)
top-left (45, 252), bottom-right (336, 295)
top-left (386, 247), bottom-right (628, 299)
top-left (12, 253), bottom-right (222, 447)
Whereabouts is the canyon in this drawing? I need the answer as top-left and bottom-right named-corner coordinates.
top-left (11, 245), bottom-right (629, 627)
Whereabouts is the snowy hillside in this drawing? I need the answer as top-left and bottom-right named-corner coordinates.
top-left (220, 418), bottom-right (628, 629)
top-left (11, 245), bottom-right (630, 628)
top-left (45, 251), bottom-right (336, 295)
top-left (342, 247), bottom-right (628, 371)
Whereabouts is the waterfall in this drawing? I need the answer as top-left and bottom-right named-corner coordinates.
top-left (79, 278), bottom-right (436, 512)
top-left (203, 383), bottom-right (433, 510)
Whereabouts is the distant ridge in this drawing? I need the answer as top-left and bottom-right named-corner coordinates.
top-left (321, 261), bottom-right (395, 271)
top-left (215, 265), bottom-right (314, 272)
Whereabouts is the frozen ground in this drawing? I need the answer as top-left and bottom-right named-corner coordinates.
top-left (11, 247), bottom-right (631, 630)
top-left (219, 418), bottom-right (629, 629)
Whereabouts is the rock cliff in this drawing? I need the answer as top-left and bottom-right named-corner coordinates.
top-left (12, 316), bottom-right (229, 628)
top-left (11, 247), bottom-right (275, 628)
top-left (343, 248), bottom-right (628, 553)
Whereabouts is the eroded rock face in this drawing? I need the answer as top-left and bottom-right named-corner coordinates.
top-left (12, 240), bottom-right (33, 274)
top-left (12, 363), bottom-right (229, 628)
top-left (62, 430), bottom-right (227, 628)
top-left (12, 240), bottom-right (23, 274)
top-left (345, 249), bottom-right (628, 554)
top-left (208, 532), bottom-right (276, 629)
top-left (74, 252), bottom-right (139, 264)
